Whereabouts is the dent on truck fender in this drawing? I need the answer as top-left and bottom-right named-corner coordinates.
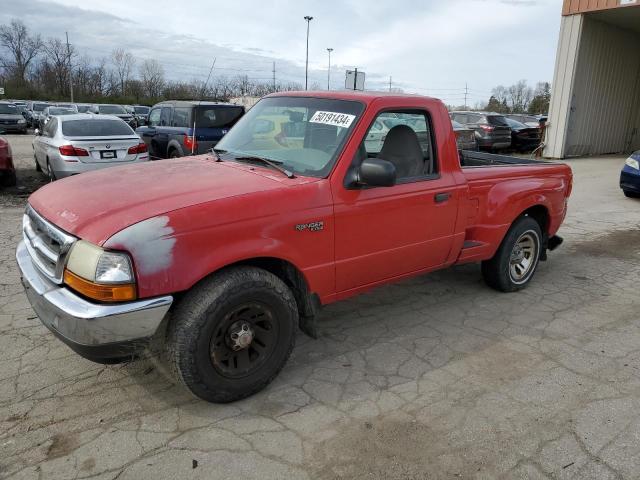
top-left (105, 216), bottom-right (176, 275)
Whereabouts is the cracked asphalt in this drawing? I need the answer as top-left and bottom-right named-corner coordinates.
top-left (1, 134), bottom-right (640, 479)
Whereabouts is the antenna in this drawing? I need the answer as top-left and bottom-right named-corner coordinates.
top-left (201, 57), bottom-right (217, 99)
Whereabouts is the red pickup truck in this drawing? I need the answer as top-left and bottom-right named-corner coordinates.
top-left (17, 91), bottom-right (572, 402)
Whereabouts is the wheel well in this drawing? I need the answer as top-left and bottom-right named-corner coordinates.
top-left (520, 205), bottom-right (549, 234)
top-left (223, 257), bottom-right (318, 319)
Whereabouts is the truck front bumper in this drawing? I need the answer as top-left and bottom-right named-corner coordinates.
top-left (16, 241), bottom-right (173, 363)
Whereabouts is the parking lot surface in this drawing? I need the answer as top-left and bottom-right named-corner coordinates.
top-left (1, 134), bottom-right (639, 479)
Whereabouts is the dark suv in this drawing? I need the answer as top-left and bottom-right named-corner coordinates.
top-left (136, 101), bottom-right (245, 159)
top-left (450, 111), bottom-right (512, 151)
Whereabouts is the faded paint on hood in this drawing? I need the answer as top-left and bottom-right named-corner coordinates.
top-left (28, 155), bottom-right (318, 245)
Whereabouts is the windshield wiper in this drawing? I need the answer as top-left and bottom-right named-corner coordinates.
top-left (232, 155), bottom-right (295, 179)
top-left (211, 147), bottom-right (225, 162)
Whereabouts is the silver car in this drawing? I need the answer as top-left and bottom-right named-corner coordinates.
top-left (33, 114), bottom-right (149, 181)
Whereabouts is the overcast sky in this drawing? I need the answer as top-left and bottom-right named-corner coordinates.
top-left (1, 0), bottom-right (563, 105)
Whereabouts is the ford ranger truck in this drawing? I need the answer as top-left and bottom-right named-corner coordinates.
top-left (16, 92), bottom-right (572, 403)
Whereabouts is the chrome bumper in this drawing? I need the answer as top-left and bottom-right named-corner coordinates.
top-left (16, 241), bottom-right (172, 359)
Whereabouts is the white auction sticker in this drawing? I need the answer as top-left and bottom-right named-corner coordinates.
top-left (309, 111), bottom-right (355, 129)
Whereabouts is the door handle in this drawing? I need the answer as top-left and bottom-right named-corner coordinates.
top-left (434, 192), bottom-right (451, 203)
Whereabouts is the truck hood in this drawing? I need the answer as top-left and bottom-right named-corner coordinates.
top-left (29, 156), bottom-right (316, 245)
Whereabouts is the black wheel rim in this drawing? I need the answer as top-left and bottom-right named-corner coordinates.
top-left (209, 302), bottom-right (277, 379)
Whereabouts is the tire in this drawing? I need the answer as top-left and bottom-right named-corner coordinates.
top-left (169, 149), bottom-right (181, 159)
top-left (46, 160), bottom-right (56, 182)
top-left (481, 216), bottom-right (542, 292)
top-left (1, 170), bottom-right (16, 187)
top-left (166, 266), bottom-right (298, 403)
top-left (623, 190), bottom-right (640, 199)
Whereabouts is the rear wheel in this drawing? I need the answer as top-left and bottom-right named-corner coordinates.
top-left (481, 216), bottom-right (542, 292)
top-left (169, 149), bottom-right (181, 158)
top-left (166, 266), bottom-right (298, 403)
top-left (46, 160), bottom-right (56, 182)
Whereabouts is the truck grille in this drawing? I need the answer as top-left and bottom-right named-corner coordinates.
top-left (22, 205), bottom-right (76, 284)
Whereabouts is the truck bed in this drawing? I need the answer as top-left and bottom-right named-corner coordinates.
top-left (459, 150), bottom-right (550, 168)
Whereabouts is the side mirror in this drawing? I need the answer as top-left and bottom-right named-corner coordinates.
top-left (353, 158), bottom-right (396, 188)
top-left (34, 128), bottom-right (41, 136)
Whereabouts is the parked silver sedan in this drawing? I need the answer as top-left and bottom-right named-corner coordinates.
top-left (33, 114), bottom-right (149, 181)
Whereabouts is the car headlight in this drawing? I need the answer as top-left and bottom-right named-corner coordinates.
top-left (626, 157), bottom-right (640, 170)
top-left (18, 119), bottom-right (25, 124)
top-left (64, 240), bottom-right (136, 302)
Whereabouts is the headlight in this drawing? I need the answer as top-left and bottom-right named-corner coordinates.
top-left (64, 240), bottom-right (136, 302)
top-left (626, 157), bottom-right (640, 170)
top-left (18, 119), bottom-right (25, 124)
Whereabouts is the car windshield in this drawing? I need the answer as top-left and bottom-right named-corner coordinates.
top-left (62, 119), bottom-right (134, 137)
top-left (194, 106), bottom-right (244, 128)
top-left (98, 105), bottom-right (127, 114)
top-left (134, 106), bottom-right (150, 114)
top-left (49, 108), bottom-right (75, 115)
top-left (505, 118), bottom-right (527, 129)
top-left (33, 103), bottom-right (48, 111)
top-left (0, 104), bottom-right (18, 114)
top-left (216, 96), bottom-right (365, 178)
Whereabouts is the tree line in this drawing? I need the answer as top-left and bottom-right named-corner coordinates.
top-left (0, 19), bottom-right (307, 105)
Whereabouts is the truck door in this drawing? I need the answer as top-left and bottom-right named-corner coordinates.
top-left (332, 110), bottom-right (460, 292)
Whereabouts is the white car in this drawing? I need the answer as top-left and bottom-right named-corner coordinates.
top-left (33, 113), bottom-right (149, 181)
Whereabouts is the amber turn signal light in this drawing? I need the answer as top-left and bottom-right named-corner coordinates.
top-left (63, 269), bottom-right (137, 302)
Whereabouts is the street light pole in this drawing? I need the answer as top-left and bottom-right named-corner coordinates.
top-left (326, 48), bottom-right (333, 90)
top-left (304, 16), bottom-right (313, 90)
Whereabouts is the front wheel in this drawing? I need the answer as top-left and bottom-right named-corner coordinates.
top-left (481, 216), bottom-right (542, 292)
top-left (166, 266), bottom-right (298, 403)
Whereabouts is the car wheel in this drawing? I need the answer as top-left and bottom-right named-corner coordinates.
top-left (481, 216), bottom-right (542, 292)
top-left (166, 266), bottom-right (298, 403)
top-left (1, 171), bottom-right (16, 187)
top-left (623, 190), bottom-right (640, 199)
top-left (169, 149), bottom-right (181, 158)
top-left (46, 160), bottom-right (56, 182)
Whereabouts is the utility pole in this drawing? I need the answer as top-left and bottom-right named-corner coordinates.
top-left (326, 48), bottom-right (333, 90)
top-left (389, 76), bottom-right (392, 92)
top-left (272, 61), bottom-right (276, 92)
top-left (464, 82), bottom-right (468, 109)
top-left (304, 16), bottom-right (313, 90)
top-left (65, 32), bottom-right (74, 102)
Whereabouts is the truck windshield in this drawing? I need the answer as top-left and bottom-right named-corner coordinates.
top-left (215, 96), bottom-right (364, 178)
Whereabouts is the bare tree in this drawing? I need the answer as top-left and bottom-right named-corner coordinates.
top-left (43, 37), bottom-right (75, 97)
top-left (0, 20), bottom-right (42, 86)
top-left (111, 48), bottom-right (135, 96)
top-left (507, 79), bottom-right (533, 113)
top-left (139, 59), bottom-right (164, 98)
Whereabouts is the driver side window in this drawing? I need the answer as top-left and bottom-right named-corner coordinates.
top-left (359, 110), bottom-right (437, 180)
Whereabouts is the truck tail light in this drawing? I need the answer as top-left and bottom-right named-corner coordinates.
top-left (183, 134), bottom-right (198, 152)
top-left (127, 142), bottom-right (148, 154)
top-left (59, 145), bottom-right (89, 156)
